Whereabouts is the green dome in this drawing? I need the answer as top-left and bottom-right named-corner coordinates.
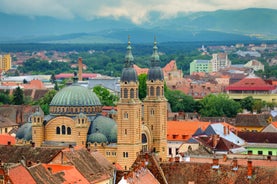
top-left (88, 132), bottom-right (108, 143)
top-left (89, 116), bottom-right (117, 143)
top-left (50, 84), bottom-right (101, 106)
top-left (109, 125), bottom-right (117, 143)
top-left (16, 123), bottom-right (32, 141)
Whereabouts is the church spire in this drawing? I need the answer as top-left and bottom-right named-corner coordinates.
top-left (124, 35), bottom-right (134, 68)
top-left (151, 36), bottom-right (160, 67)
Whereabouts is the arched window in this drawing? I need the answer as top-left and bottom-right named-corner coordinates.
top-left (124, 112), bottom-right (128, 119)
top-left (121, 88), bottom-right (123, 98)
top-left (162, 86), bottom-right (164, 96)
top-left (67, 127), bottom-right (71, 135)
top-left (136, 89), bottom-right (138, 98)
top-left (130, 88), bottom-right (134, 98)
top-left (82, 119), bottom-right (84, 124)
top-left (156, 86), bottom-right (161, 96)
top-left (124, 88), bottom-right (128, 98)
top-left (56, 127), bottom-right (60, 134)
top-left (150, 86), bottom-right (154, 96)
top-left (151, 109), bottom-right (155, 116)
top-left (62, 125), bottom-right (66, 135)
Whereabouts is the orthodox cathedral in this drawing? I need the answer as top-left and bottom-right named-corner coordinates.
top-left (16, 38), bottom-right (167, 170)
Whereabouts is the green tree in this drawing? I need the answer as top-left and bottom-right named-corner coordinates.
top-left (12, 86), bottom-right (24, 105)
top-left (253, 99), bottom-right (266, 113)
top-left (0, 92), bottom-right (11, 105)
top-left (240, 96), bottom-right (255, 112)
top-left (93, 86), bottom-right (119, 106)
top-left (54, 81), bottom-right (59, 91)
top-left (165, 89), bottom-right (196, 112)
top-left (138, 74), bottom-right (147, 100)
top-left (50, 74), bottom-right (56, 84)
top-left (199, 94), bottom-right (241, 117)
top-left (35, 90), bottom-right (57, 115)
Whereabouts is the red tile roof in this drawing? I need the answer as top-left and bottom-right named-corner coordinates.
top-left (167, 121), bottom-right (210, 141)
top-left (0, 134), bottom-right (16, 145)
top-left (42, 164), bottom-right (89, 184)
top-left (9, 164), bottom-right (36, 184)
top-left (226, 76), bottom-right (275, 91)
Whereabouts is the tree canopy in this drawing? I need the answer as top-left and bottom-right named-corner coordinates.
top-left (138, 74), bottom-right (147, 100)
top-left (12, 86), bottom-right (24, 105)
top-left (165, 89), bottom-right (197, 113)
top-left (93, 86), bottom-right (119, 106)
top-left (199, 94), bottom-right (242, 117)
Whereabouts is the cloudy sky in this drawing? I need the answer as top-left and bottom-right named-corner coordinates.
top-left (0, 0), bottom-right (276, 24)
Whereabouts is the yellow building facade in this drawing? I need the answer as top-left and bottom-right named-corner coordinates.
top-left (0, 54), bottom-right (12, 72)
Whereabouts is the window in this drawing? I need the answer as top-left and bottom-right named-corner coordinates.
top-left (82, 119), bottom-right (84, 124)
top-left (124, 112), bottom-right (128, 119)
top-left (268, 151), bottom-right (272, 155)
top-left (123, 152), bottom-right (129, 158)
top-left (67, 127), bottom-right (71, 135)
top-left (150, 109), bottom-right (154, 115)
top-left (169, 148), bottom-right (172, 155)
top-left (5, 128), bottom-right (8, 133)
top-left (56, 127), bottom-right (60, 134)
top-left (150, 86), bottom-right (154, 96)
top-left (258, 151), bottom-right (263, 155)
top-left (124, 129), bottom-right (127, 135)
top-left (156, 86), bottom-right (160, 96)
top-left (62, 125), bottom-right (66, 135)
top-left (130, 88), bottom-right (134, 98)
top-left (124, 88), bottom-right (128, 98)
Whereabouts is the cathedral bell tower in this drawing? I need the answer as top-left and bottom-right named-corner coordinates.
top-left (143, 37), bottom-right (167, 161)
top-left (32, 110), bottom-right (44, 147)
top-left (117, 37), bottom-right (142, 170)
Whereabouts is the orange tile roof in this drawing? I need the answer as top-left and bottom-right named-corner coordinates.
top-left (0, 134), bottom-right (16, 145)
top-left (167, 121), bottom-right (211, 141)
top-left (133, 64), bottom-right (149, 75)
top-left (9, 164), bottom-right (36, 184)
top-left (163, 60), bottom-right (177, 72)
top-left (271, 121), bottom-right (277, 128)
top-left (42, 164), bottom-right (90, 184)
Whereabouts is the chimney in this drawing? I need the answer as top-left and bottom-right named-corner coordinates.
top-left (78, 57), bottom-right (83, 81)
top-left (212, 157), bottom-right (219, 169)
top-left (223, 126), bottom-right (227, 135)
top-left (227, 126), bottom-right (230, 134)
top-left (247, 160), bottom-right (253, 179)
top-left (232, 159), bottom-right (238, 171)
top-left (212, 134), bottom-right (219, 148)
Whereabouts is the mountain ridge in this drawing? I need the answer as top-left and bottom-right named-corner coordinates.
top-left (0, 8), bottom-right (276, 43)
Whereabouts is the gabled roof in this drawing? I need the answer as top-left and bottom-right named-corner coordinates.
top-left (204, 123), bottom-right (245, 145)
top-left (9, 164), bottom-right (36, 184)
top-left (0, 145), bottom-right (62, 163)
top-left (42, 164), bottom-right (89, 184)
top-left (226, 76), bottom-right (275, 91)
top-left (167, 121), bottom-right (210, 141)
top-left (234, 113), bottom-right (270, 127)
top-left (194, 135), bottom-right (241, 152)
top-left (238, 132), bottom-right (277, 144)
top-left (118, 167), bottom-right (160, 184)
top-left (61, 148), bottom-right (113, 183)
top-left (163, 60), bottom-right (177, 72)
top-left (0, 115), bottom-right (18, 128)
top-left (28, 164), bottom-right (64, 184)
